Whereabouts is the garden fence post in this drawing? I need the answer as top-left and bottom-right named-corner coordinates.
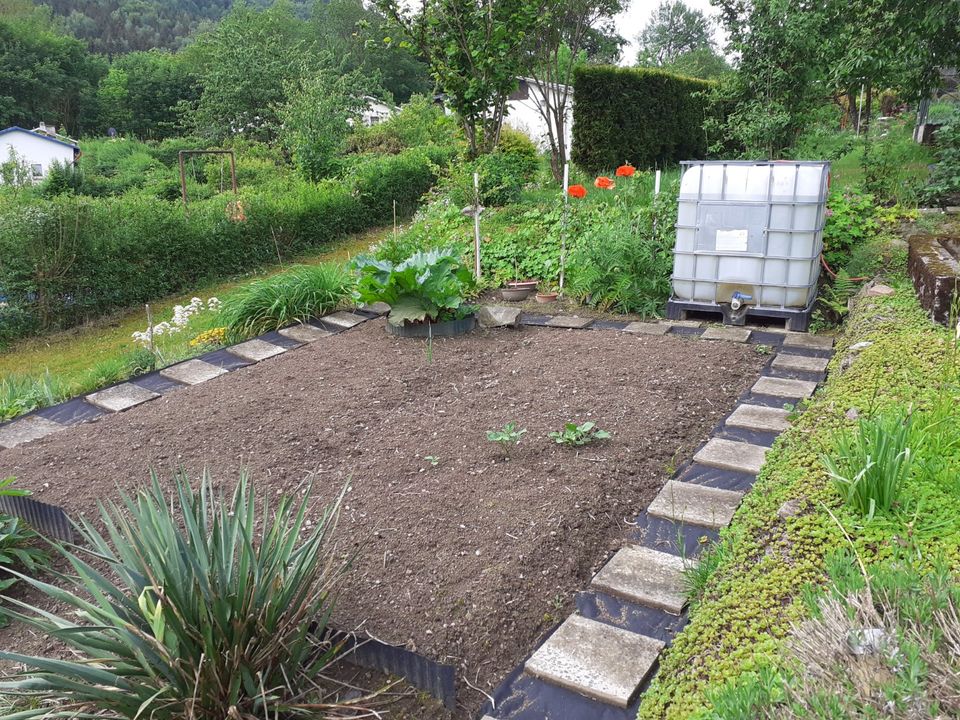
top-left (560, 162), bottom-right (569, 294)
top-left (473, 172), bottom-right (481, 278)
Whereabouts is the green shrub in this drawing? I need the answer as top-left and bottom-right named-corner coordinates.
top-left (350, 148), bottom-right (442, 220)
top-left (0, 471), bottom-right (349, 720)
top-left (923, 112), bottom-right (960, 207)
top-left (354, 248), bottom-right (475, 326)
top-left (0, 372), bottom-right (64, 421)
top-left (822, 189), bottom-right (879, 271)
top-left (220, 263), bottom-right (354, 340)
top-left (349, 95), bottom-right (460, 153)
top-left (821, 410), bottom-right (918, 520)
top-left (0, 477), bottom-right (51, 627)
top-left (572, 65), bottom-right (712, 173)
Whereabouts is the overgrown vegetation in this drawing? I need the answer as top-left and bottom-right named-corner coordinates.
top-left (0, 471), bottom-right (351, 719)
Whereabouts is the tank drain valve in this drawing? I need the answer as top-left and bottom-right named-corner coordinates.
top-left (730, 292), bottom-right (753, 311)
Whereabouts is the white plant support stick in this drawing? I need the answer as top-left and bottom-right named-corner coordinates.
top-left (560, 162), bottom-right (569, 294)
top-left (145, 303), bottom-right (155, 358)
top-left (473, 171), bottom-right (481, 278)
top-left (857, 83), bottom-right (865, 136)
top-left (654, 169), bottom-right (661, 196)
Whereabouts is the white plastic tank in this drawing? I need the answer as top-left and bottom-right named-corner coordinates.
top-left (672, 161), bottom-right (830, 309)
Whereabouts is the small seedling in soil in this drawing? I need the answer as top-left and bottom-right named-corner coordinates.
top-left (423, 455), bottom-right (440, 467)
top-left (486, 422), bottom-right (527, 456)
top-left (549, 421), bottom-right (610, 447)
top-left (754, 344), bottom-right (772, 355)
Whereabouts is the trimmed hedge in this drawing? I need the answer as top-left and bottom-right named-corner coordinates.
top-left (572, 65), bottom-right (711, 173)
top-left (0, 148), bottom-right (444, 340)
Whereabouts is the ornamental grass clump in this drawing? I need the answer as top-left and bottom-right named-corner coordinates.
top-left (821, 411), bottom-right (918, 520)
top-left (220, 263), bottom-right (354, 340)
top-left (0, 472), bottom-right (350, 720)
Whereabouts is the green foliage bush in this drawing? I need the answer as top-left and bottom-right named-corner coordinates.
top-left (0, 150), bottom-right (440, 340)
top-left (571, 65), bottom-right (711, 173)
top-left (354, 248), bottom-right (475, 326)
top-left (822, 189), bottom-right (879, 271)
top-left (220, 263), bottom-right (353, 340)
top-left (923, 112), bottom-right (960, 207)
top-left (349, 95), bottom-right (461, 154)
top-left (0, 471), bottom-right (348, 720)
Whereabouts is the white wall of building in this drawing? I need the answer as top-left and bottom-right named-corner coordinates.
top-left (0, 128), bottom-right (78, 182)
top-left (504, 79), bottom-right (574, 155)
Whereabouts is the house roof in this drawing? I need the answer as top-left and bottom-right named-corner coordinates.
top-left (0, 126), bottom-right (80, 151)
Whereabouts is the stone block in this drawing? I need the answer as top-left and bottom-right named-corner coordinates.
top-left (545, 315), bottom-right (594, 329)
top-left (866, 283), bottom-right (895, 297)
top-left (0, 416), bottom-right (65, 449)
top-left (478, 305), bottom-right (522, 328)
top-left (86, 383), bottom-right (159, 413)
top-left (694, 438), bottom-right (769, 475)
top-left (524, 615), bottom-right (664, 708)
top-left (623, 322), bottom-right (670, 336)
top-left (771, 353), bottom-right (829, 373)
top-left (782, 333), bottom-right (834, 350)
top-left (701, 326), bottom-right (751, 343)
top-left (227, 338), bottom-right (286, 362)
top-left (278, 324), bottom-right (332, 343)
top-left (322, 311), bottom-right (367, 329)
top-left (160, 359), bottom-right (229, 386)
top-left (591, 545), bottom-right (693, 615)
top-left (362, 301), bottom-right (391, 316)
top-left (752, 376), bottom-right (818, 399)
top-left (726, 404), bottom-right (791, 433)
top-left (647, 480), bottom-right (744, 530)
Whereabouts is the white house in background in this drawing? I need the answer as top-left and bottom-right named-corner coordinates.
top-left (505, 77), bottom-right (574, 154)
top-left (361, 96), bottom-right (398, 127)
top-left (0, 123), bottom-right (80, 182)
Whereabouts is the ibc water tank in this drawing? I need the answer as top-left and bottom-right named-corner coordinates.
top-left (671, 161), bottom-right (830, 311)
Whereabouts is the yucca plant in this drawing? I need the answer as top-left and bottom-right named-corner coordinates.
top-left (821, 411), bottom-right (917, 520)
top-left (220, 263), bottom-right (354, 340)
top-left (0, 472), bottom-right (350, 720)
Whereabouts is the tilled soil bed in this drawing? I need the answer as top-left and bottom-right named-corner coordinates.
top-left (0, 320), bottom-right (765, 718)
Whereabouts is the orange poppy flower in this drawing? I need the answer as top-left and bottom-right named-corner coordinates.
top-left (615, 163), bottom-right (636, 177)
top-left (594, 176), bottom-right (615, 190)
top-left (567, 184), bottom-right (587, 199)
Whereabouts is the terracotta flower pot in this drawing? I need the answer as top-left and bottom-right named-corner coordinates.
top-left (535, 292), bottom-right (558, 303)
top-left (501, 288), bottom-right (532, 301)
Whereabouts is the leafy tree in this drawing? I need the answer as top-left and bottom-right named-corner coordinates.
top-left (95, 67), bottom-right (133, 133)
top-left (636, 1), bottom-right (712, 67)
top-left (187, 1), bottom-right (314, 142)
top-left (279, 59), bottom-right (371, 180)
top-left (376, 0), bottom-right (547, 158)
top-left (525, 0), bottom-right (624, 180)
top-left (112, 50), bottom-right (200, 139)
top-left (663, 46), bottom-right (729, 80)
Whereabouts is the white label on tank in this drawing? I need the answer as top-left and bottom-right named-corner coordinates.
top-left (716, 229), bottom-right (749, 252)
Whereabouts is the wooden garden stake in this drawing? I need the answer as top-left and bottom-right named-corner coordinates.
top-left (145, 303), bottom-right (155, 357)
top-left (473, 172), bottom-right (481, 278)
top-left (393, 199), bottom-right (398, 240)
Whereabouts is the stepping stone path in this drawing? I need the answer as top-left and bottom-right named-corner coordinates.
top-left (701, 326), bottom-right (751, 342)
top-left (782, 332), bottom-right (834, 350)
top-left (591, 545), bottom-right (693, 615)
top-left (772, 353), bottom-right (830, 373)
top-left (160, 359), bottom-right (229, 386)
top-left (752, 376), bottom-right (818, 399)
top-left (278, 323), bottom-right (332, 343)
top-left (321, 311), bottom-right (367, 329)
top-left (647, 480), bottom-right (745, 530)
top-left (524, 615), bottom-right (664, 708)
top-left (86, 383), bottom-right (159, 413)
top-left (694, 437), bottom-right (768, 475)
top-left (623, 322), bottom-right (670, 336)
top-left (226, 338), bottom-right (286, 362)
top-left (726, 404), bottom-right (791, 433)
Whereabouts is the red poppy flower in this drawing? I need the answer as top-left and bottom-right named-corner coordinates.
top-left (594, 176), bottom-right (615, 190)
top-left (567, 184), bottom-right (587, 199)
top-left (615, 163), bottom-right (636, 178)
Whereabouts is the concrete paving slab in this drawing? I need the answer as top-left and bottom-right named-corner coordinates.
top-left (0, 416), bottom-right (65, 449)
top-left (546, 316), bottom-right (594, 329)
top-left (771, 353), bottom-right (829, 373)
top-left (701, 326), bottom-right (752, 342)
top-left (668, 320), bottom-right (702, 328)
top-left (524, 614), bottom-right (664, 707)
top-left (752, 376), bottom-right (818, 399)
top-left (623, 322), bottom-right (669, 336)
top-left (782, 333), bottom-right (834, 350)
top-left (278, 324), bottom-right (332, 343)
top-left (86, 383), bottom-right (159, 413)
top-left (694, 438), bottom-right (769, 475)
top-left (321, 311), bottom-right (367, 329)
top-left (726, 404), bottom-right (791, 433)
top-left (226, 338), bottom-right (286, 362)
top-left (362, 301), bottom-right (391, 316)
top-left (478, 306), bottom-right (522, 328)
top-left (591, 545), bottom-right (693, 615)
top-left (647, 480), bottom-right (744, 530)
top-left (160, 359), bottom-right (229, 386)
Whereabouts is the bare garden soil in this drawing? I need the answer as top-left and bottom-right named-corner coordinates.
top-left (0, 320), bottom-right (765, 718)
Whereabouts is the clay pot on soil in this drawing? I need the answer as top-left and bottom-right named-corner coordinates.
top-left (501, 287), bottom-right (532, 301)
top-left (535, 292), bottom-right (558, 303)
top-left (385, 314), bottom-right (477, 338)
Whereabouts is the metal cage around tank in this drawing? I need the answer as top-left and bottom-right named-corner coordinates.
top-left (667, 161), bottom-right (831, 330)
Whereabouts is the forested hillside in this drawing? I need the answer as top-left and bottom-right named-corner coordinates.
top-left (42, 0), bottom-right (304, 54)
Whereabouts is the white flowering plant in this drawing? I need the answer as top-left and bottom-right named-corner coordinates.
top-left (132, 297), bottom-right (222, 364)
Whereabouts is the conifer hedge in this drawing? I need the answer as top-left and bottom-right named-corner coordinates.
top-left (572, 66), bottom-right (712, 173)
